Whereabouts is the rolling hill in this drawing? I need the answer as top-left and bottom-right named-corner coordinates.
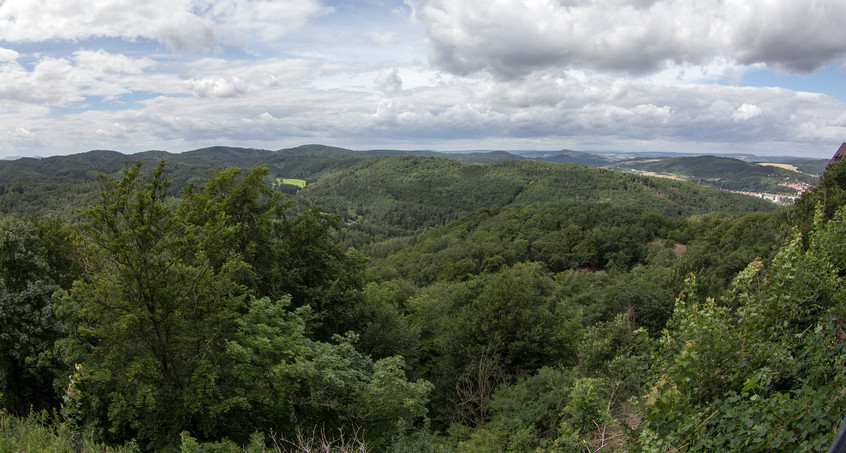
top-left (0, 146), bottom-right (781, 225)
top-left (302, 156), bottom-right (776, 239)
top-left (610, 155), bottom-right (817, 194)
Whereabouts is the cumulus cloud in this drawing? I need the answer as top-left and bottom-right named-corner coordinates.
top-left (406, 0), bottom-right (846, 77)
top-left (73, 50), bottom-right (155, 75)
top-left (208, 0), bottom-right (331, 42)
top-left (187, 76), bottom-right (248, 98)
top-left (732, 103), bottom-right (763, 122)
top-left (1, 1), bottom-right (843, 159)
top-left (182, 57), bottom-right (318, 98)
top-left (14, 127), bottom-right (33, 139)
top-left (0, 0), bottom-right (328, 52)
top-left (361, 69), bottom-right (846, 150)
top-left (0, 48), bottom-right (19, 62)
top-left (0, 50), bottom-right (160, 105)
top-left (3, 65), bottom-right (842, 157)
top-left (729, 1), bottom-right (846, 72)
top-left (375, 68), bottom-right (403, 94)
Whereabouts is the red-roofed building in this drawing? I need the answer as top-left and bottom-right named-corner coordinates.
top-left (828, 143), bottom-right (846, 170)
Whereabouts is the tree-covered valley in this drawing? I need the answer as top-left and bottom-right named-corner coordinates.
top-left (1, 146), bottom-right (845, 452)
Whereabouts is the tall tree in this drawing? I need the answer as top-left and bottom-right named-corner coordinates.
top-left (59, 161), bottom-right (251, 446)
top-left (0, 217), bottom-right (64, 414)
top-left (180, 166), bottom-right (364, 338)
top-left (58, 162), bottom-right (428, 448)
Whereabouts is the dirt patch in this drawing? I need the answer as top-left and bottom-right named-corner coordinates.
top-left (758, 162), bottom-right (798, 172)
top-left (640, 171), bottom-right (685, 181)
top-left (650, 238), bottom-right (687, 256)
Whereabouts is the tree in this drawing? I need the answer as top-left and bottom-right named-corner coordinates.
top-left (792, 159), bottom-right (846, 243)
top-left (58, 161), bottom-right (251, 447)
top-left (0, 217), bottom-right (64, 414)
top-left (641, 207), bottom-right (846, 451)
top-left (180, 166), bottom-right (364, 339)
top-left (58, 162), bottom-right (429, 449)
top-left (414, 263), bottom-right (582, 426)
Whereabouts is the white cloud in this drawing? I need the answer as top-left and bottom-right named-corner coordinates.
top-left (406, 0), bottom-right (846, 78)
top-left (359, 31), bottom-right (399, 46)
top-left (375, 68), bottom-right (403, 94)
top-left (359, 70), bottom-right (846, 150)
top-left (0, 0), bottom-right (843, 159)
top-left (0, 58), bottom-right (80, 105)
top-left (187, 76), bottom-right (248, 98)
top-left (0, 50), bottom-right (162, 105)
top-left (0, 48), bottom-right (19, 61)
top-left (182, 57), bottom-right (320, 99)
top-left (209, 0), bottom-right (331, 42)
top-left (2, 68), bottom-right (842, 157)
top-left (0, 0), bottom-right (328, 52)
top-left (73, 50), bottom-right (155, 75)
top-left (728, 1), bottom-right (846, 72)
top-left (14, 127), bottom-right (33, 139)
top-left (732, 103), bottom-right (763, 122)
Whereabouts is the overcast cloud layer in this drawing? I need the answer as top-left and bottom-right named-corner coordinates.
top-left (1, 0), bottom-right (845, 158)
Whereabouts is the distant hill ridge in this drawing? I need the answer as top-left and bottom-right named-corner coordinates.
top-left (0, 145), bottom-right (825, 206)
top-left (610, 154), bottom-right (819, 193)
top-left (0, 144), bottom-right (828, 182)
top-left (0, 145), bottom-right (459, 184)
top-left (301, 155), bottom-right (776, 237)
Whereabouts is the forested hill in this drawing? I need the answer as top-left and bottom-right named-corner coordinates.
top-left (0, 146), bottom-right (775, 223)
top-left (612, 155), bottom-right (817, 193)
top-left (0, 145), bottom-right (412, 218)
top-left (0, 146), bottom-right (343, 184)
top-left (0, 144), bottom-right (501, 185)
top-left (303, 156), bottom-right (776, 238)
top-left (518, 149), bottom-right (611, 166)
top-left (2, 144), bottom-right (846, 451)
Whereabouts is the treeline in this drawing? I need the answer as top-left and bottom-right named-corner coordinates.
top-left (304, 156), bottom-right (775, 242)
top-left (1, 163), bottom-right (429, 450)
top-left (1, 157), bottom-right (845, 451)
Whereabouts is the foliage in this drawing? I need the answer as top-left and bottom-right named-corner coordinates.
top-left (0, 409), bottom-right (139, 453)
top-left (614, 155), bottom-right (818, 194)
top-left (3, 148), bottom-right (844, 452)
top-left (178, 165), bottom-right (365, 339)
top-left (305, 156), bottom-right (775, 241)
top-left (354, 279), bottom-right (420, 362)
top-left (641, 207), bottom-right (846, 451)
top-left (458, 366), bottom-right (573, 451)
top-left (371, 201), bottom-right (672, 285)
top-left (56, 161), bottom-right (253, 447)
top-left (412, 263), bottom-right (583, 427)
top-left (0, 216), bottom-right (66, 414)
top-left (792, 159), bottom-right (846, 241)
top-left (224, 297), bottom-right (432, 450)
top-left (50, 162), bottom-right (428, 449)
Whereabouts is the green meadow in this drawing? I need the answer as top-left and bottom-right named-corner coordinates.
top-left (276, 177), bottom-right (306, 188)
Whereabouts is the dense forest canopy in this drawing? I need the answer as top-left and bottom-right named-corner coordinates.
top-left (1, 148), bottom-right (845, 452)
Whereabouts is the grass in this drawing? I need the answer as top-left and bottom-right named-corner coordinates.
top-left (276, 178), bottom-right (306, 189)
top-left (0, 409), bottom-right (139, 452)
top-left (0, 410), bottom-right (368, 452)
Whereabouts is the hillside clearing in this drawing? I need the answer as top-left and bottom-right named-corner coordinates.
top-left (758, 162), bottom-right (799, 171)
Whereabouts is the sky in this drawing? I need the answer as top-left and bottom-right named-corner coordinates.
top-left (1, 0), bottom-right (846, 159)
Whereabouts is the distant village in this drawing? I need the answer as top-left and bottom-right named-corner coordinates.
top-left (623, 169), bottom-right (812, 204)
top-left (731, 181), bottom-right (811, 204)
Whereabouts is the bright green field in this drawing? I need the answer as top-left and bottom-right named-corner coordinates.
top-left (276, 178), bottom-right (306, 188)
